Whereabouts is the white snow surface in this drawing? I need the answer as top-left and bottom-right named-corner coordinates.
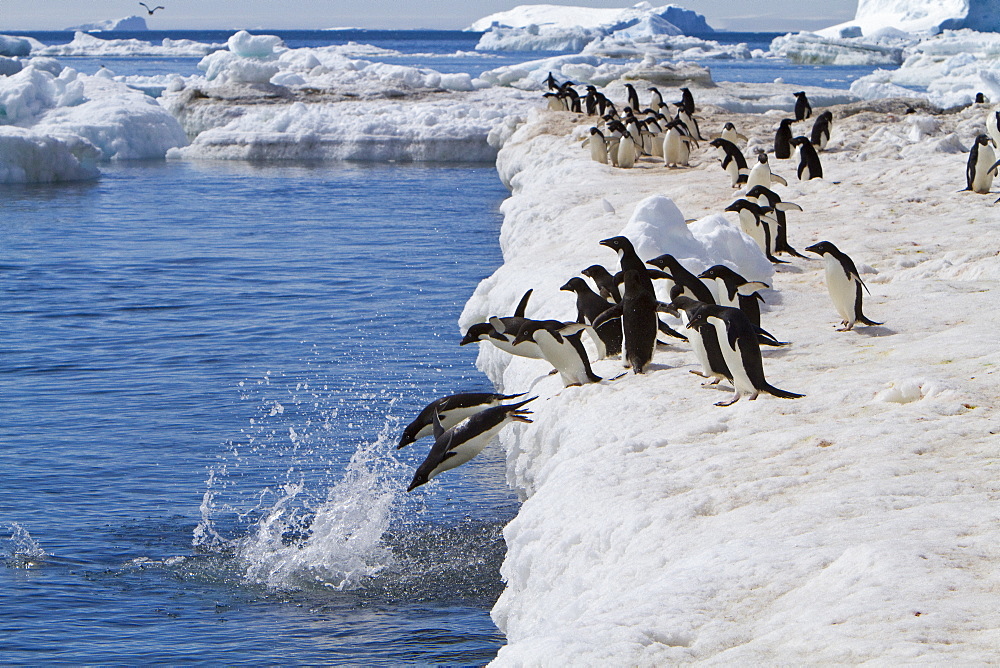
top-left (819, 0), bottom-right (1000, 37)
top-left (458, 91), bottom-right (1000, 663)
top-left (470, 3), bottom-right (713, 52)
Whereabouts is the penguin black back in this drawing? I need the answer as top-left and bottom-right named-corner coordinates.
top-left (793, 91), bottom-right (812, 121)
top-left (790, 136), bottom-right (822, 180)
top-left (774, 118), bottom-right (794, 159)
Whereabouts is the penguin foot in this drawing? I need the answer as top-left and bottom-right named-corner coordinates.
top-left (715, 393), bottom-right (741, 407)
top-left (689, 370), bottom-right (708, 378)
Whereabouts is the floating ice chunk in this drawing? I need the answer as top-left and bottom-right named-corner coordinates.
top-left (0, 34), bottom-right (34, 57)
top-left (35, 31), bottom-right (224, 57)
top-left (769, 32), bottom-right (905, 65)
top-left (0, 128), bottom-right (100, 182)
top-left (228, 30), bottom-right (285, 59)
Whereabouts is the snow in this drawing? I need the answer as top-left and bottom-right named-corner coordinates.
top-left (0, 34), bottom-right (35, 57)
top-left (65, 15), bottom-right (148, 32)
top-left (470, 3), bottom-right (713, 52)
top-left (818, 0), bottom-right (1000, 37)
top-left (456, 85), bottom-right (1000, 663)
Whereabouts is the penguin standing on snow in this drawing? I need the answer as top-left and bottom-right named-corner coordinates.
top-left (678, 87), bottom-right (696, 116)
top-left (588, 127), bottom-right (609, 164)
top-left (511, 320), bottom-right (603, 387)
top-left (398, 392), bottom-right (526, 449)
top-left (793, 91), bottom-right (812, 121)
top-left (746, 185), bottom-right (805, 258)
top-left (407, 398), bottom-right (535, 491)
top-left (624, 83), bottom-right (641, 112)
top-left (746, 152), bottom-right (787, 190)
top-left (697, 265), bottom-right (769, 327)
top-left (710, 138), bottom-right (749, 187)
top-left (965, 134), bottom-right (998, 193)
top-left (774, 118), bottom-right (794, 159)
top-left (716, 121), bottom-right (747, 146)
top-left (592, 270), bottom-right (661, 374)
top-left (805, 241), bottom-right (883, 331)
top-left (811, 110), bottom-right (833, 149)
top-left (685, 306), bottom-right (803, 407)
top-left (663, 118), bottom-right (695, 167)
top-left (724, 199), bottom-right (784, 264)
top-left (561, 276), bottom-right (622, 356)
top-left (790, 136), bottom-right (823, 180)
top-left (986, 109), bottom-right (1000, 148)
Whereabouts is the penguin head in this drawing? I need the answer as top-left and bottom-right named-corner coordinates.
top-left (698, 265), bottom-right (736, 282)
top-left (779, 118), bottom-right (793, 128)
top-left (805, 240), bottom-right (838, 256)
top-left (685, 309), bottom-right (710, 331)
top-left (724, 122), bottom-right (735, 131)
top-left (560, 277), bottom-right (586, 293)
top-left (646, 253), bottom-right (677, 272)
top-left (511, 321), bottom-right (545, 346)
top-left (745, 185), bottom-right (777, 203)
top-left (599, 236), bottom-right (634, 257)
top-left (460, 322), bottom-right (493, 346)
top-left (589, 127), bottom-right (604, 138)
top-left (725, 199), bottom-right (755, 214)
top-left (757, 152), bottom-right (769, 164)
top-left (789, 136), bottom-right (810, 147)
top-left (794, 91), bottom-right (806, 98)
top-left (975, 133), bottom-right (995, 147)
top-left (581, 264), bottom-right (611, 281)
top-left (407, 469), bottom-right (431, 492)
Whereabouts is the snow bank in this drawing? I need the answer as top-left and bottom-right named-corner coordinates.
top-left (0, 60), bottom-right (186, 182)
top-left (35, 32), bottom-right (224, 57)
top-left (818, 0), bottom-right (1000, 37)
top-left (470, 2), bottom-right (713, 52)
top-left (0, 34), bottom-right (35, 57)
top-left (770, 31), bottom-right (908, 65)
top-left (66, 15), bottom-right (148, 32)
top-left (461, 86), bottom-right (1000, 664)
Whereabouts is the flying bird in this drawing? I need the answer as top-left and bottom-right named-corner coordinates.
top-left (140, 3), bottom-right (165, 15)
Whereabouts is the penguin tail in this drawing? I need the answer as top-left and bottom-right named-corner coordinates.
top-left (858, 315), bottom-right (883, 326)
top-left (500, 392), bottom-right (528, 401)
top-left (765, 384), bottom-right (804, 399)
top-left (507, 396), bottom-right (538, 410)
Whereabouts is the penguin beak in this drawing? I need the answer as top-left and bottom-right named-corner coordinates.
top-left (559, 281), bottom-right (573, 291)
top-left (804, 243), bottom-right (821, 254)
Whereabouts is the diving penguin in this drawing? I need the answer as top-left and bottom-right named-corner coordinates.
top-left (398, 392), bottom-right (526, 449)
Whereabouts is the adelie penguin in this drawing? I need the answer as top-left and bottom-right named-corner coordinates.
top-left (713, 121), bottom-right (747, 146)
top-left (724, 199), bottom-right (784, 264)
top-left (397, 392), bottom-right (527, 449)
top-left (592, 270), bottom-right (661, 374)
top-left (965, 134), bottom-right (998, 194)
top-left (582, 264), bottom-right (622, 303)
top-left (805, 241), bottom-right (883, 331)
top-left (685, 305), bottom-right (803, 407)
top-left (709, 138), bottom-right (749, 187)
top-left (460, 289), bottom-right (543, 359)
top-left (561, 276), bottom-right (622, 357)
top-left (697, 265), bottom-right (769, 327)
top-left (407, 398), bottom-right (535, 492)
top-left (746, 185), bottom-right (806, 258)
top-left (746, 152), bottom-right (787, 190)
top-left (810, 110), bottom-right (833, 150)
top-left (793, 91), bottom-right (812, 121)
top-left (588, 127), bottom-right (609, 164)
top-left (773, 118), bottom-right (794, 159)
top-left (790, 136), bottom-right (823, 180)
top-left (511, 320), bottom-right (603, 387)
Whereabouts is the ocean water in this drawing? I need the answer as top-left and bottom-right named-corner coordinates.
top-left (0, 29), bottom-right (897, 663)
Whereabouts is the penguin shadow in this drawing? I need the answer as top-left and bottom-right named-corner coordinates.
top-left (852, 324), bottom-right (896, 337)
top-left (760, 345), bottom-right (794, 359)
top-left (772, 262), bottom-right (805, 274)
top-left (641, 362), bottom-right (674, 374)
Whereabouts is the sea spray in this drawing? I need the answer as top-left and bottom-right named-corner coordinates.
top-left (3, 523), bottom-right (47, 568)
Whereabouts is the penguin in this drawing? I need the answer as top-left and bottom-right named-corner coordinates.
top-left (592, 269), bottom-right (661, 374)
top-left (545, 71), bottom-right (558, 91)
top-left (543, 92), bottom-right (565, 112)
top-left (617, 127), bottom-right (637, 168)
top-left (975, 92), bottom-right (988, 104)
top-left (724, 199), bottom-right (784, 263)
top-left (663, 293), bottom-right (730, 384)
top-left (685, 305), bottom-right (803, 406)
top-left (697, 265), bottom-right (768, 327)
top-left (646, 253), bottom-right (714, 304)
top-left (774, 118), bottom-right (794, 159)
top-left (588, 127), bottom-right (609, 164)
top-left (678, 86), bottom-right (695, 116)
top-left (407, 398), bottom-right (535, 492)
top-left (648, 86), bottom-right (664, 109)
top-left (745, 185), bottom-right (805, 258)
top-left (624, 83), bottom-right (641, 113)
top-left (460, 289), bottom-right (543, 358)
top-left (644, 114), bottom-right (664, 158)
top-left (663, 118), bottom-right (694, 168)
top-left (805, 241), bottom-right (883, 331)
top-left (715, 121), bottom-right (747, 146)
top-left (605, 120), bottom-right (625, 167)
top-left (709, 138), bottom-right (749, 187)
top-left (790, 136), bottom-right (823, 180)
top-left (810, 110), bottom-right (833, 149)
top-left (561, 276), bottom-right (622, 356)
top-left (511, 320), bottom-right (603, 386)
top-left (673, 103), bottom-right (704, 141)
top-left (793, 91), bottom-right (812, 121)
top-left (397, 391), bottom-right (526, 449)
top-left (986, 109), bottom-right (1000, 148)
top-left (965, 134), bottom-right (998, 193)
top-left (584, 86), bottom-right (600, 115)
top-left (582, 264), bottom-right (622, 303)
top-left (746, 152), bottom-right (787, 190)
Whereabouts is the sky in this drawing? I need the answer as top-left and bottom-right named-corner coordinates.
top-left (0, 1), bottom-right (858, 33)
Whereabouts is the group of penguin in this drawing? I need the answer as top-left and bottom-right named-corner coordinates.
top-left (398, 79), bottom-right (890, 494)
top-left (965, 98), bottom-right (1000, 201)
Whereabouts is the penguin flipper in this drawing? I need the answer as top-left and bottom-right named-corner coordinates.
top-left (771, 174), bottom-right (788, 187)
top-left (513, 289), bottom-right (533, 318)
top-left (592, 303), bottom-right (623, 329)
top-left (763, 384), bottom-right (804, 399)
top-left (737, 281), bottom-right (771, 296)
top-left (432, 409), bottom-right (445, 440)
top-left (658, 318), bottom-right (688, 341)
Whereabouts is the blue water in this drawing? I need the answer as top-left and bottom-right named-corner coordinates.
top-left (0, 160), bottom-right (516, 663)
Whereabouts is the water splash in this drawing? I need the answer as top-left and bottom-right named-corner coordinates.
top-left (3, 523), bottom-right (48, 568)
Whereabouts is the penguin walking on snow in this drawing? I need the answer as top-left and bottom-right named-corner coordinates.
top-left (407, 398), bottom-right (535, 491)
top-left (398, 392), bottom-right (526, 449)
top-left (588, 127), bottom-right (609, 164)
top-left (710, 138), bottom-right (749, 187)
top-left (593, 270), bottom-right (661, 373)
top-left (697, 265), bottom-right (769, 328)
top-left (790, 136), bottom-right (823, 180)
top-left (746, 152), bottom-right (787, 190)
top-left (746, 185), bottom-right (806, 258)
top-left (793, 91), bottom-right (812, 121)
top-left (965, 134), bottom-right (998, 193)
top-left (685, 305), bottom-right (803, 407)
top-left (805, 241), bottom-right (883, 331)
top-left (714, 121), bottom-right (747, 146)
top-left (811, 110), bottom-right (833, 149)
top-left (724, 199), bottom-right (784, 264)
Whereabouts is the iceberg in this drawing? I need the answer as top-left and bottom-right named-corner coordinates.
top-left (461, 83), bottom-right (1000, 665)
top-left (469, 3), bottom-right (713, 52)
top-left (35, 32), bottom-right (225, 58)
top-left (818, 0), bottom-right (1000, 37)
top-left (65, 15), bottom-right (149, 32)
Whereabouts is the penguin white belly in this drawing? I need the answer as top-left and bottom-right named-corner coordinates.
top-left (721, 127), bottom-right (738, 144)
top-left (725, 160), bottom-right (745, 187)
top-left (488, 335), bottom-right (545, 360)
top-left (589, 136), bottom-right (608, 164)
top-left (535, 330), bottom-right (590, 386)
top-left (649, 132), bottom-right (663, 158)
top-left (607, 137), bottom-right (620, 167)
top-left (746, 164), bottom-right (770, 190)
top-left (738, 210), bottom-right (767, 253)
top-left (713, 279), bottom-right (738, 308)
top-left (618, 138), bottom-right (636, 168)
top-left (985, 109), bottom-right (1000, 147)
top-left (972, 144), bottom-right (997, 193)
top-left (707, 316), bottom-right (757, 398)
top-left (664, 130), bottom-right (689, 166)
top-left (823, 257), bottom-right (855, 324)
top-left (429, 421), bottom-right (507, 479)
top-left (680, 311), bottom-right (713, 377)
